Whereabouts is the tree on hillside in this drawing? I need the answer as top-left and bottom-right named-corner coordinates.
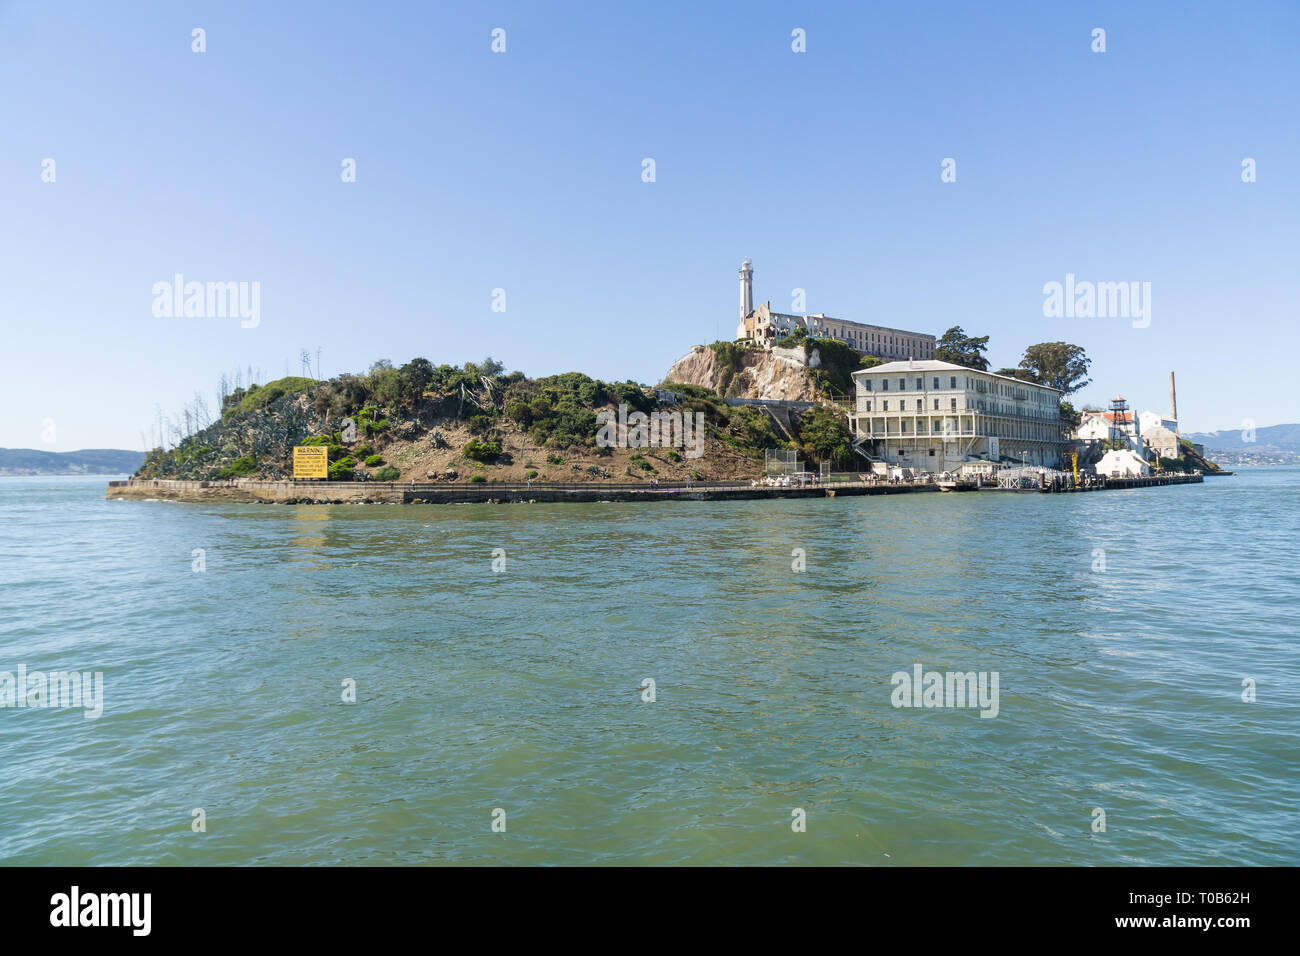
top-left (1058, 400), bottom-right (1081, 431)
top-left (1017, 342), bottom-right (1091, 395)
top-left (400, 357), bottom-right (434, 389)
top-left (795, 406), bottom-right (853, 468)
top-left (993, 367), bottom-right (1038, 382)
top-left (470, 356), bottom-right (505, 378)
top-left (934, 326), bottom-right (990, 370)
top-left (397, 357), bottom-right (435, 407)
top-left (368, 360), bottom-right (406, 411)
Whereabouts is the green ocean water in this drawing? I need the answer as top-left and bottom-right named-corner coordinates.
top-left (0, 471), bottom-right (1296, 865)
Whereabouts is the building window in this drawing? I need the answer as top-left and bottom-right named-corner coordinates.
top-left (915, 378), bottom-right (922, 390)
top-left (928, 449), bottom-right (936, 456)
top-left (865, 401), bottom-right (872, 411)
top-left (883, 401), bottom-right (888, 411)
top-left (864, 380), bottom-right (872, 391)
top-left (933, 399), bottom-right (939, 410)
top-left (950, 376), bottom-right (957, 388)
top-left (881, 379), bottom-right (888, 390)
top-left (916, 399), bottom-right (923, 410)
top-left (933, 377), bottom-right (939, 388)
top-left (950, 398), bottom-right (957, 410)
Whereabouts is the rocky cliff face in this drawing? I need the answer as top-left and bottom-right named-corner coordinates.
top-left (662, 345), bottom-right (820, 401)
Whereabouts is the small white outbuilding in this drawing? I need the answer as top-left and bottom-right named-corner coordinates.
top-left (1096, 448), bottom-right (1150, 477)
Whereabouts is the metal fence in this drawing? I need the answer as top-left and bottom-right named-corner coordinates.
top-left (764, 448), bottom-right (803, 476)
top-left (995, 466), bottom-right (1072, 490)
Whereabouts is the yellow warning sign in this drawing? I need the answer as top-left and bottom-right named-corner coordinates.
top-left (293, 446), bottom-right (328, 479)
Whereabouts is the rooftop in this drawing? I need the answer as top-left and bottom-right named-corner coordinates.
top-left (1083, 410), bottom-right (1139, 423)
top-left (851, 360), bottom-right (1063, 392)
top-left (763, 308), bottom-right (936, 339)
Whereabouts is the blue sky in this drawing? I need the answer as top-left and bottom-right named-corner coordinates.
top-left (3, 0), bottom-right (1297, 449)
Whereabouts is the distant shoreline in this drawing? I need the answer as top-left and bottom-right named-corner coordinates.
top-left (1, 471), bottom-right (136, 478)
top-left (0, 447), bottom-right (144, 476)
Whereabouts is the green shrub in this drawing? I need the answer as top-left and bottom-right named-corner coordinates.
top-left (546, 453), bottom-right (564, 465)
top-left (356, 404), bottom-right (391, 436)
top-left (526, 469), bottom-right (538, 479)
top-left (175, 444), bottom-right (210, 464)
top-left (364, 455), bottom-right (384, 466)
top-left (505, 401), bottom-right (533, 426)
top-left (665, 450), bottom-right (682, 462)
top-left (216, 455), bottom-right (258, 479)
top-left (328, 456), bottom-right (357, 480)
top-left (805, 338), bottom-right (868, 397)
top-left (729, 406), bottom-right (779, 450)
top-left (774, 326), bottom-right (809, 349)
top-left (463, 438), bottom-right (502, 463)
top-left (469, 474), bottom-right (486, 483)
top-left (233, 377), bottom-right (316, 415)
top-left (374, 465), bottom-right (400, 481)
top-left (354, 443), bottom-right (375, 459)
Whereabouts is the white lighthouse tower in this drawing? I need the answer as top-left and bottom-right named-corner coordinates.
top-left (738, 258), bottom-right (753, 320)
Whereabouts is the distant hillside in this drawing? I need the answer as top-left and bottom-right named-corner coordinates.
top-left (1185, 423), bottom-right (1300, 453)
top-left (0, 448), bottom-right (145, 475)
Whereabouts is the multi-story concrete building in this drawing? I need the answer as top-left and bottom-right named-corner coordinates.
top-left (734, 260), bottom-right (935, 362)
top-left (851, 360), bottom-right (1068, 470)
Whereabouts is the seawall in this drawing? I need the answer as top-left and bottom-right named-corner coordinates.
top-left (106, 473), bottom-right (1205, 505)
top-left (106, 477), bottom-right (940, 505)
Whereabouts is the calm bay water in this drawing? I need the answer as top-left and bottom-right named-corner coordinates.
top-left (1, 471), bottom-right (1296, 865)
